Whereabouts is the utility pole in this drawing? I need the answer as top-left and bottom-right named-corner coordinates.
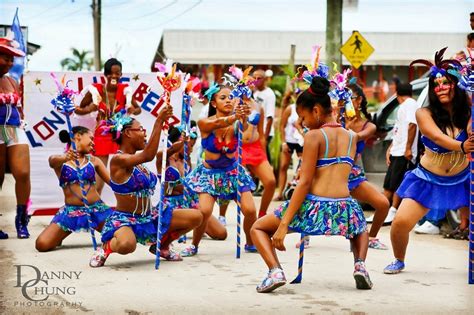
top-left (286, 44), bottom-right (296, 90)
top-left (92, 0), bottom-right (101, 71)
top-left (326, 0), bottom-right (342, 74)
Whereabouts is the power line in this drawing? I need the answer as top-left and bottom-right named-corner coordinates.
top-left (124, 0), bottom-right (202, 32)
top-left (23, 0), bottom-right (67, 21)
top-left (32, 4), bottom-right (90, 30)
top-left (103, 0), bottom-right (178, 21)
top-left (102, 0), bottom-right (129, 8)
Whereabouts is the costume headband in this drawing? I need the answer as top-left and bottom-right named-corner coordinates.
top-left (204, 82), bottom-right (221, 101)
top-left (410, 47), bottom-right (462, 79)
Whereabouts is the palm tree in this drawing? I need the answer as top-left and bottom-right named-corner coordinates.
top-left (60, 48), bottom-right (94, 71)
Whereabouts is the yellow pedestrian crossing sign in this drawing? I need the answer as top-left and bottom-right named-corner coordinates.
top-left (340, 31), bottom-right (374, 69)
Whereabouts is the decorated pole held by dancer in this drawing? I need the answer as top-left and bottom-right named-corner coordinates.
top-left (50, 73), bottom-right (98, 250)
top-left (226, 65), bottom-right (254, 259)
top-left (155, 64), bottom-right (181, 270)
top-left (458, 59), bottom-right (474, 284)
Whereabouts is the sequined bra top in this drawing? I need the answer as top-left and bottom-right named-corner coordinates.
top-left (247, 110), bottom-right (261, 126)
top-left (110, 164), bottom-right (157, 198)
top-left (421, 130), bottom-right (468, 154)
top-left (201, 129), bottom-right (238, 154)
top-left (59, 157), bottom-right (96, 187)
top-left (316, 128), bottom-right (355, 168)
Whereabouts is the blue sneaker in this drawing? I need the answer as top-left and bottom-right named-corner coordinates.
top-left (383, 259), bottom-right (405, 274)
top-left (0, 230), bottom-right (8, 239)
top-left (244, 244), bottom-right (258, 253)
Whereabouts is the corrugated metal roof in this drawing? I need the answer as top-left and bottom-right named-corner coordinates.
top-left (161, 29), bottom-right (466, 66)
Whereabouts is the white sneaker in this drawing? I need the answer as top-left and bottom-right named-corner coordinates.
top-left (383, 207), bottom-right (397, 225)
top-left (414, 221), bottom-right (440, 235)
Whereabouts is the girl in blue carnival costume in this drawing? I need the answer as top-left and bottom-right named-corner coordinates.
top-left (0, 37), bottom-right (30, 239)
top-left (384, 48), bottom-right (474, 274)
top-left (149, 125), bottom-right (226, 257)
top-left (251, 76), bottom-right (372, 293)
top-left (89, 105), bottom-right (201, 267)
top-left (343, 83), bottom-right (391, 250)
top-left (35, 126), bottom-right (112, 251)
top-left (180, 83), bottom-right (257, 257)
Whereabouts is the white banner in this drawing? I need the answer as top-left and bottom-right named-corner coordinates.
top-left (23, 71), bottom-right (185, 213)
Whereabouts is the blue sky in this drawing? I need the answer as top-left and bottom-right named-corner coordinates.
top-left (0, 0), bottom-right (473, 72)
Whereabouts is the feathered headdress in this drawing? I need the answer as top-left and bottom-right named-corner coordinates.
top-left (328, 63), bottom-right (356, 118)
top-left (410, 47), bottom-right (462, 79)
top-left (99, 109), bottom-right (133, 140)
top-left (203, 82), bottom-right (221, 101)
top-left (294, 45), bottom-right (329, 84)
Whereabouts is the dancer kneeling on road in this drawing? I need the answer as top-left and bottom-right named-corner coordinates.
top-left (251, 76), bottom-right (372, 293)
top-left (180, 84), bottom-right (257, 257)
top-left (36, 127), bottom-right (112, 252)
top-left (89, 106), bottom-right (202, 267)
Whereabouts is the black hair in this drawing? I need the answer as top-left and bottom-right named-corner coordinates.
top-left (427, 73), bottom-right (470, 134)
top-left (168, 126), bottom-right (181, 143)
top-left (396, 83), bottom-right (413, 97)
top-left (295, 76), bottom-right (331, 114)
top-left (190, 120), bottom-right (197, 128)
top-left (104, 58), bottom-right (122, 76)
top-left (59, 126), bottom-right (90, 145)
top-left (207, 84), bottom-right (230, 117)
top-left (113, 118), bottom-right (135, 145)
top-left (468, 33), bottom-right (474, 41)
top-left (348, 83), bottom-right (371, 121)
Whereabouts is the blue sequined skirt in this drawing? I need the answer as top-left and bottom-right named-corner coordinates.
top-left (184, 162), bottom-right (255, 201)
top-left (397, 165), bottom-right (469, 212)
top-left (274, 194), bottom-right (367, 239)
top-left (348, 164), bottom-right (367, 191)
top-left (51, 200), bottom-right (112, 233)
top-left (101, 209), bottom-right (157, 245)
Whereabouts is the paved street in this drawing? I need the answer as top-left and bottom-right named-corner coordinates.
top-left (0, 175), bottom-right (473, 314)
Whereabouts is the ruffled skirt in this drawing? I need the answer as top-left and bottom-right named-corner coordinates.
top-left (274, 194), bottom-right (367, 239)
top-left (101, 210), bottom-right (157, 245)
top-left (396, 165), bottom-right (469, 212)
top-left (51, 200), bottom-right (112, 233)
top-left (184, 162), bottom-right (255, 200)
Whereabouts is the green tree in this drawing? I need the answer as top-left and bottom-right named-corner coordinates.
top-left (60, 48), bottom-right (94, 71)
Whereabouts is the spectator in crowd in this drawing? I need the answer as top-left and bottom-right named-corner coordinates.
top-left (380, 83), bottom-right (419, 225)
top-left (252, 69), bottom-right (276, 164)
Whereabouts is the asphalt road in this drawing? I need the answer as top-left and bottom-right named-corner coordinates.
top-left (1, 175), bottom-right (473, 314)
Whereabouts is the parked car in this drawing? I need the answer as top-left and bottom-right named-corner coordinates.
top-left (362, 76), bottom-right (460, 229)
top-left (361, 77), bottom-right (429, 176)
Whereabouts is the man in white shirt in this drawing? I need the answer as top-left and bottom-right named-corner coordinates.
top-left (382, 83), bottom-right (419, 223)
top-left (252, 69), bottom-right (276, 164)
